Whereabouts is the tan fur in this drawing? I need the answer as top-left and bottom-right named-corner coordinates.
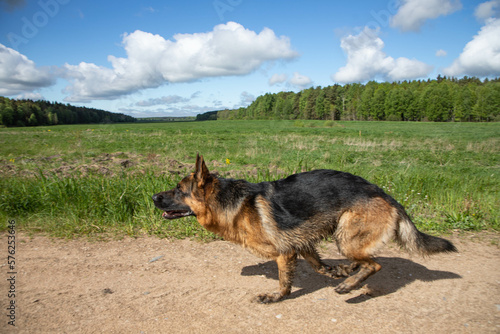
top-left (185, 178), bottom-right (279, 259)
top-left (332, 197), bottom-right (398, 293)
top-left (335, 197), bottom-right (397, 260)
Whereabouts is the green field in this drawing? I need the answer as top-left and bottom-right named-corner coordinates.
top-left (1, 120), bottom-right (498, 238)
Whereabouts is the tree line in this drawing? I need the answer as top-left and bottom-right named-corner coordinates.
top-left (218, 76), bottom-right (500, 122)
top-left (196, 111), bottom-right (218, 121)
top-left (0, 97), bottom-right (136, 127)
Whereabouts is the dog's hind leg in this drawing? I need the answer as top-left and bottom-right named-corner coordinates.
top-left (333, 199), bottom-right (393, 294)
top-left (301, 247), bottom-right (358, 278)
top-left (253, 252), bottom-right (297, 303)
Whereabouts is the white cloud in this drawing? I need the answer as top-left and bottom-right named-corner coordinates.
top-left (269, 73), bottom-right (288, 86)
top-left (443, 18), bottom-right (500, 77)
top-left (475, 0), bottom-right (500, 22)
top-left (135, 95), bottom-right (190, 107)
top-left (15, 92), bottom-right (44, 100)
top-left (136, 6), bottom-right (156, 16)
top-left (190, 91), bottom-right (201, 99)
top-left (268, 72), bottom-right (312, 89)
top-left (289, 72), bottom-right (312, 88)
top-left (436, 49), bottom-right (447, 57)
top-left (63, 22), bottom-right (298, 102)
top-left (390, 0), bottom-right (462, 32)
top-left (121, 104), bottom-right (217, 118)
top-left (388, 58), bottom-right (433, 81)
top-left (332, 27), bottom-right (433, 83)
top-left (0, 43), bottom-right (56, 96)
top-left (239, 91), bottom-right (255, 105)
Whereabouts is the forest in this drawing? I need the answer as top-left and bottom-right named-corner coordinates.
top-left (218, 76), bottom-right (500, 122)
top-left (0, 97), bottom-right (136, 127)
top-left (2, 76), bottom-right (499, 126)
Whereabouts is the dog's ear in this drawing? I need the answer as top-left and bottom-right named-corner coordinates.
top-left (195, 153), bottom-right (210, 186)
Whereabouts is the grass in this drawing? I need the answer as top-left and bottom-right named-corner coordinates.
top-left (0, 120), bottom-right (498, 238)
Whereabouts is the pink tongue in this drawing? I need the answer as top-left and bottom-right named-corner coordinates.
top-left (162, 211), bottom-right (169, 218)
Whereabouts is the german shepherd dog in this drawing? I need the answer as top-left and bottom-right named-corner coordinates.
top-left (152, 154), bottom-right (457, 303)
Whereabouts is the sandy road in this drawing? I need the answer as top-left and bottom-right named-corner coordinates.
top-left (1, 233), bottom-right (499, 333)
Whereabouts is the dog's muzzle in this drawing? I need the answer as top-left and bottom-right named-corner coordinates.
top-left (152, 193), bottom-right (194, 219)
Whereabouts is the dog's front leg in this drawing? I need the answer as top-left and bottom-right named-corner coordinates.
top-left (253, 252), bottom-right (297, 303)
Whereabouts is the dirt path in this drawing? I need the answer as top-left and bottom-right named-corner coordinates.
top-left (1, 233), bottom-right (499, 333)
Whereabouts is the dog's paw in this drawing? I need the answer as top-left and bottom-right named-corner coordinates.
top-left (252, 292), bottom-right (283, 304)
top-left (334, 282), bottom-right (353, 294)
top-left (328, 263), bottom-right (360, 278)
top-left (335, 276), bottom-right (361, 294)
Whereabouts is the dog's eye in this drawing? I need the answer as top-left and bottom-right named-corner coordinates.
top-left (176, 184), bottom-right (181, 190)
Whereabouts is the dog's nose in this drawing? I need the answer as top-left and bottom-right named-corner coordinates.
top-left (152, 194), bottom-right (162, 202)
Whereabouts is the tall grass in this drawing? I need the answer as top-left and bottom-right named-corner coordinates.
top-left (0, 171), bottom-right (215, 239)
top-left (0, 120), bottom-right (498, 238)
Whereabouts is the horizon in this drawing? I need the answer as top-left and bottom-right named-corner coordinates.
top-left (3, 74), bottom-right (497, 120)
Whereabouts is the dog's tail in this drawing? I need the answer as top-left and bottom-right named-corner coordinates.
top-left (395, 210), bottom-right (457, 255)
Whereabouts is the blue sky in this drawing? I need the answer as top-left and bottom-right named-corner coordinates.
top-left (1, 0), bottom-right (499, 117)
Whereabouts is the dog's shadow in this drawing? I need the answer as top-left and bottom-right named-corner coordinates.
top-left (241, 257), bottom-right (461, 303)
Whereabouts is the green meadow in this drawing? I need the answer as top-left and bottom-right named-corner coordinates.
top-left (0, 120), bottom-right (498, 238)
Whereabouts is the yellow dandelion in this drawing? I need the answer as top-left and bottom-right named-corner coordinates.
top-left (225, 158), bottom-right (231, 165)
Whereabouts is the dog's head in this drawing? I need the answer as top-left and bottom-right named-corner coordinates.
top-left (152, 154), bottom-right (214, 219)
